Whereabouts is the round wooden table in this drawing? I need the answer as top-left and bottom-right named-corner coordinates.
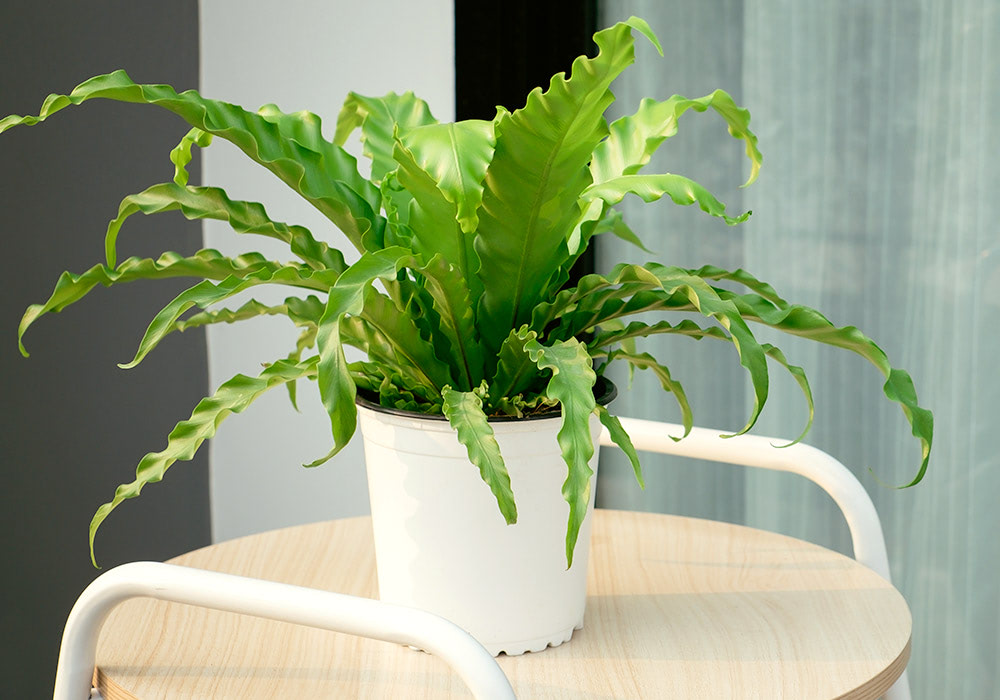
top-left (94, 510), bottom-right (911, 699)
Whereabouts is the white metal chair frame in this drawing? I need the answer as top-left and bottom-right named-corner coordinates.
top-left (53, 562), bottom-right (516, 700)
top-left (53, 418), bottom-right (910, 700)
top-left (604, 418), bottom-right (911, 700)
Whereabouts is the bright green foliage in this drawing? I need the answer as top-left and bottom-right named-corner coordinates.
top-left (602, 349), bottom-right (694, 440)
top-left (4, 16), bottom-right (933, 566)
top-left (442, 386), bottom-right (517, 524)
top-left (335, 91), bottom-right (437, 183)
top-left (104, 182), bottom-right (346, 271)
top-left (87, 357), bottom-right (318, 566)
top-left (590, 91), bottom-right (762, 187)
top-left (170, 127), bottom-right (211, 186)
top-left (401, 120), bottom-right (496, 236)
top-left (524, 338), bottom-right (598, 567)
top-left (120, 265), bottom-right (337, 370)
top-left (596, 406), bottom-right (644, 488)
top-left (582, 173), bottom-right (751, 225)
top-left (474, 20), bottom-right (659, 357)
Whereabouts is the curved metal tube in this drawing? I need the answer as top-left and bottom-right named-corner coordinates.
top-left (602, 418), bottom-right (910, 700)
top-left (602, 418), bottom-right (893, 581)
top-left (53, 561), bottom-right (516, 700)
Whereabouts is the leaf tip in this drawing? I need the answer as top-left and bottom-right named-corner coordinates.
top-left (89, 514), bottom-right (105, 569)
top-left (624, 16), bottom-right (664, 56)
top-left (866, 465), bottom-right (896, 489)
top-left (726, 209), bottom-right (752, 225)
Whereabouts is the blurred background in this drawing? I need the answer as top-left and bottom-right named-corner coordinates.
top-left (2, 1), bottom-right (996, 696)
top-left (595, 3), bottom-right (999, 698)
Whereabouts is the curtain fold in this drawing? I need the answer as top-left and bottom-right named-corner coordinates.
top-left (597, 1), bottom-right (1000, 696)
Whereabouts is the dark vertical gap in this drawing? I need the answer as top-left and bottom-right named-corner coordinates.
top-left (0, 2), bottom-right (210, 696)
top-left (455, 1), bottom-right (599, 283)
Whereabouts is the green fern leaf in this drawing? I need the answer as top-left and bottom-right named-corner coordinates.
top-left (340, 316), bottom-right (433, 394)
top-left (582, 173), bottom-right (750, 225)
top-left (104, 182), bottom-right (347, 272)
top-left (411, 256), bottom-right (485, 390)
top-left (595, 406), bottom-right (644, 488)
top-left (170, 127), bottom-right (212, 186)
top-left (759, 344), bottom-right (814, 447)
top-left (316, 247), bottom-right (421, 453)
top-left (524, 337), bottom-right (598, 568)
top-left (1, 70), bottom-right (383, 251)
top-left (603, 349), bottom-right (693, 440)
top-left (591, 90), bottom-right (761, 186)
top-left (488, 326), bottom-right (542, 407)
top-left (121, 264), bottom-right (337, 369)
top-left (392, 139), bottom-right (480, 298)
top-left (401, 120), bottom-right (496, 235)
top-left (475, 20), bottom-right (658, 354)
top-left (531, 263), bottom-right (770, 437)
top-left (720, 290), bottom-right (932, 484)
top-left (442, 386), bottom-right (517, 524)
top-left (358, 286), bottom-right (454, 392)
top-left (686, 264), bottom-right (787, 305)
top-left (528, 264), bottom-right (663, 334)
top-left (88, 357), bottom-right (319, 565)
top-left (17, 250), bottom-right (293, 356)
top-left (334, 91), bottom-right (437, 182)
top-left (172, 295), bottom-right (322, 333)
top-left (588, 318), bottom-right (730, 348)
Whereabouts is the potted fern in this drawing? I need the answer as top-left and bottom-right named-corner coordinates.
top-left (3, 16), bottom-right (932, 655)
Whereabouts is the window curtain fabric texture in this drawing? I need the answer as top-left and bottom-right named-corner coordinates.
top-left (596, 1), bottom-right (1000, 697)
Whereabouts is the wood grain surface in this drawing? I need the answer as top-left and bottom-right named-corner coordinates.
top-left (94, 510), bottom-right (910, 699)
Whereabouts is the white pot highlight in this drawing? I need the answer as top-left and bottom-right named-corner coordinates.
top-left (357, 403), bottom-right (603, 656)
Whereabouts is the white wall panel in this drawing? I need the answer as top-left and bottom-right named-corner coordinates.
top-left (199, 0), bottom-right (455, 542)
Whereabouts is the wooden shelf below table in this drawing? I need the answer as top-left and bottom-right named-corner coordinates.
top-left (95, 509), bottom-right (910, 699)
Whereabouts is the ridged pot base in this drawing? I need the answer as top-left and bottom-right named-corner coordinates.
top-left (489, 619), bottom-right (583, 657)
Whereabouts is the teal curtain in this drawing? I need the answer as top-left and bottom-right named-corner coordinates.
top-left (596, 2), bottom-right (1000, 697)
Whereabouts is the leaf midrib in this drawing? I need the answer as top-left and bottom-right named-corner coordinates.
top-left (507, 52), bottom-right (620, 333)
top-left (510, 135), bottom-right (560, 332)
top-left (429, 272), bottom-right (475, 390)
top-left (444, 126), bottom-right (475, 302)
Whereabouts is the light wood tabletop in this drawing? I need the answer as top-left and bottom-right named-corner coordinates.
top-left (94, 509), bottom-right (911, 699)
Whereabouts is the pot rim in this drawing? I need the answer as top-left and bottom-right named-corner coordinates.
top-left (355, 375), bottom-right (618, 423)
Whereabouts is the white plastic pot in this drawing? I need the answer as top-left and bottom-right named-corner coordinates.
top-left (356, 384), bottom-right (612, 656)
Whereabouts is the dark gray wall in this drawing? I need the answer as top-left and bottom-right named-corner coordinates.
top-left (0, 2), bottom-right (210, 696)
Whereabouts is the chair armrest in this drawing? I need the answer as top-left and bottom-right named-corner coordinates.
top-left (601, 418), bottom-right (893, 582)
top-left (54, 561), bottom-right (515, 700)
